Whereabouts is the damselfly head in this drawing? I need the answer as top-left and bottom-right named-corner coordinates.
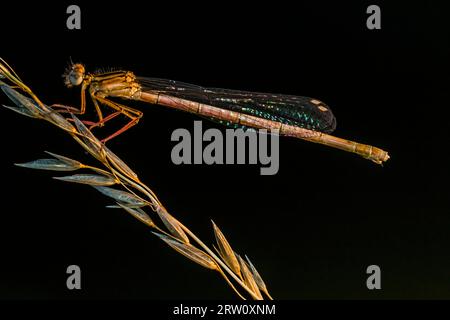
top-left (63, 63), bottom-right (85, 88)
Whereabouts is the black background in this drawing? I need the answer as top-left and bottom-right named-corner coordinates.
top-left (0, 1), bottom-right (449, 301)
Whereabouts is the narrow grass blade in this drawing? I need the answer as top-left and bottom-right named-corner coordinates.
top-left (0, 84), bottom-right (47, 115)
top-left (15, 158), bottom-right (80, 171)
top-left (0, 58), bottom-right (23, 82)
top-left (237, 254), bottom-right (263, 300)
top-left (70, 134), bottom-right (103, 162)
top-left (105, 204), bottom-right (146, 209)
top-left (245, 255), bottom-right (272, 299)
top-left (71, 115), bottom-right (104, 159)
top-left (153, 232), bottom-right (217, 270)
top-left (93, 186), bottom-right (146, 207)
top-left (1, 89), bottom-right (41, 118)
top-left (54, 174), bottom-right (117, 186)
top-left (104, 145), bottom-right (138, 180)
top-left (156, 206), bottom-right (189, 244)
top-left (116, 202), bottom-right (155, 228)
top-left (45, 152), bottom-right (84, 169)
top-left (43, 111), bottom-right (76, 133)
top-left (212, 220), bottom-right (241, 277)
top-left (2, 103), bottom-right (38, 118)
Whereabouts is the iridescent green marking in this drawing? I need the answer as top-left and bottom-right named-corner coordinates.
top-left (209, 103), bottom-right (325, 132)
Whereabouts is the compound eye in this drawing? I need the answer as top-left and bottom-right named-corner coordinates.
top-left (69, 72), bottom-right (83, 86)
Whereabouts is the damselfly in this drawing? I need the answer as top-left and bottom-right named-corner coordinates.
top-left (62, 63), bottom-right (389, 164)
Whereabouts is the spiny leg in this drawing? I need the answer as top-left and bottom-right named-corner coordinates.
top-left (90, 89), bottom-right (104, 126)
top-left (51, 81), bottom-right (88, 115)
top-left (92, 95), bottom-right (143, 143)
top-left (52, 83), bottom-right (107, 127)
top-left (50, 104), bottom-right (98, 126)
top-left (89, 111), bottom-right (122, 130)
top-left (51, 104), bottom-right (82, 114)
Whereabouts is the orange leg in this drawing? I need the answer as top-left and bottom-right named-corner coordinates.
top-left (51, 83), bottom-right (109, 128)
top-left (51, 104), bottom-right (83, 114)
top-left (90, 95), bottom-right (143, 143)
top-left (50, 83), bottom-right (142, 142)
top-left (90, 89), bottom-right (104, 126)
top-left (89, 111), bottom-right (122, 130)
top-left (51, 103), bottom-right (98, 127)
top-left (51, 81), bottom-right (89, 115)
